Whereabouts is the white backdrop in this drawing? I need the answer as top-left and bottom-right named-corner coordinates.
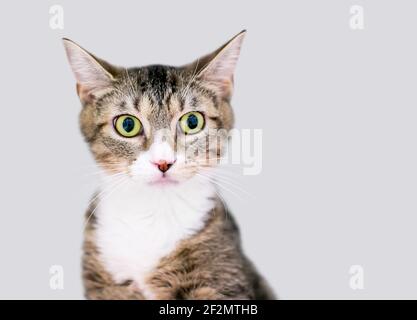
top-left (0, 0), bottom-right (416, 299)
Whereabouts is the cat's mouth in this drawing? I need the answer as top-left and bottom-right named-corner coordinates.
top-left (148, 174), bottom-right (179, 186)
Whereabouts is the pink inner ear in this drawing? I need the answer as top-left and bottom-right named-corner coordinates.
top-left (196, 33), bottom-right (245, 100)
top-left (217, 77), bottom-right (234, 99)
top-left (201, 65), bottom-right (235, 99)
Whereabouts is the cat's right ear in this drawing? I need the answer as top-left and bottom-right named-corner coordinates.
top-left (62, 38), bottom-right (119, 104)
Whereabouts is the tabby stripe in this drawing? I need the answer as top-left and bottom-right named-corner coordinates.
top-left (95, 91), bottom-right (116, 109)
top-left (88, 122), bottom-right (106, 143)
top-left (133, 97), bottom-right (140, 111)
top-left (208, 116), bottom-right (223, 128)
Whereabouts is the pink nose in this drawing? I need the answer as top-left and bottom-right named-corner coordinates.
top-left (153, 160), bottom-right (174, 173)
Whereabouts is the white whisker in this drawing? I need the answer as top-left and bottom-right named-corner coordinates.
top-left (83, 175), bottom-right (129, 231)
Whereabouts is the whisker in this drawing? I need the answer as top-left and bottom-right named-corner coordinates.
top-left (80, 170), bottom-right (126, 179)
top-left (83, 176), bottom-right (129, 231)
top-left (195, 175), bottom-right (231, 222)
top-left (198, 170), bottom-right (252, 198)
top-left (84, 174), bottom-right (127, 210)
top-left (196, 173), bottom-right (244, 201)
top-left (180, 58), bottom-right (200, 100)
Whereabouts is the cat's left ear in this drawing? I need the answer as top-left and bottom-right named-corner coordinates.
top-left (187, 30), bottom-right (246, 100)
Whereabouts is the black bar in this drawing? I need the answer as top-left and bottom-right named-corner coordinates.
top-left (0, 300), bottom-right (414, 319)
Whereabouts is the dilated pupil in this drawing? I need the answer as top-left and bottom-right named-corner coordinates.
top-left (187, 114), bottom-right (198, 130)
top-left (122, 117), bottom-right (135, 132)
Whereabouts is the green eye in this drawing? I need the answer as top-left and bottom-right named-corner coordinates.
top-left (114, 115), bottom-right (142, 137)
top-left (179, 111), bottom-right (205, 135)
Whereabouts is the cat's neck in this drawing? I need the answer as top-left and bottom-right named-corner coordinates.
top-left (94, 175), bottom-right (217, 289)
top-left (96, 174), bottom-right (217, 222)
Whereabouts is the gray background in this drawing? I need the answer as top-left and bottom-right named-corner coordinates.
top-left (0, 0), bottom-right (416, 299)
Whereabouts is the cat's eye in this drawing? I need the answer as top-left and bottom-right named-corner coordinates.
top-left (114, 115), bottom-right (142, 137)
top-left (179, 111), bottom-right (205, 135)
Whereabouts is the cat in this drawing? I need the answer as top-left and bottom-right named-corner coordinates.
top-left (63, 30), bottom-right (275, 300)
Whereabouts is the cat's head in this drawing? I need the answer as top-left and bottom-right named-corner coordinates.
top-left (63, 31), bottom-right (245, 187)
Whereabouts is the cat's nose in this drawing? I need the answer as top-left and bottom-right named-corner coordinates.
top-left (153, 160), bottom-right (174, 173)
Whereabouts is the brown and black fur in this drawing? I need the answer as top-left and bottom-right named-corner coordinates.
top-left (63, 31), bottom-right (276, 300)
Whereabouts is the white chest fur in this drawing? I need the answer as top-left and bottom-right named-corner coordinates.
top-left (94, 176), bottom-right (216, 297)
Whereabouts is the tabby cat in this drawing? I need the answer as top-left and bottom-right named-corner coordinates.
top-left (63, 31), bottom-right (275, 300)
